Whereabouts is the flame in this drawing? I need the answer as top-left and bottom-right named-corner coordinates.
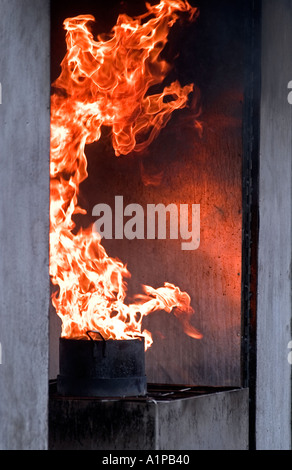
top-left (50, 0), bottom-right (202, 350)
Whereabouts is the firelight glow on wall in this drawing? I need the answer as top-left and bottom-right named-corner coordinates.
top-left (49, 0), bottom-right (246, 392)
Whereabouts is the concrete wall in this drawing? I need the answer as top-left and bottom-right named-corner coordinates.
top-left (256, 0), bottom-right (292, 450)
top-left (0, 1), bottom-right (50, 450)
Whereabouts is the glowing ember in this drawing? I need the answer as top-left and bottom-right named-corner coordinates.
top-left (50, 0), bottom-right (202, 350)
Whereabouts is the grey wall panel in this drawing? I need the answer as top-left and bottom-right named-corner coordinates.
top-left (0, 0), bottom-right (50, 450)
top-left (257, 0), bottom-right (292, 450)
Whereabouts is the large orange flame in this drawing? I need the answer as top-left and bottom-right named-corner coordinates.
top-left (50, 0), bottom-right (202, 350)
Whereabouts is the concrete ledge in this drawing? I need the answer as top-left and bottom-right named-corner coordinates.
top-left (49, 385), bottom-right (249, 450)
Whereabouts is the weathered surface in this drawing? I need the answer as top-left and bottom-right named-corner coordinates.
top-left (49, 397), bottom-right (157, 450)
top-left (0, 0), bottom-right (50, 450)
top-left (49, 388), bottom-right (249, 450)
top-left (256, 0), bottom-right (292, 450)
top-left (157, 389), bottom-right (249, 450)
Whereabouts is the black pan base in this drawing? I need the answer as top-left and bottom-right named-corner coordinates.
top-left (57, 336), bottom-right (147, 397)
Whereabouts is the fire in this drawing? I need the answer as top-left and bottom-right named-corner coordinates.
top-left (50, 0), bottom-right (202, 350)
